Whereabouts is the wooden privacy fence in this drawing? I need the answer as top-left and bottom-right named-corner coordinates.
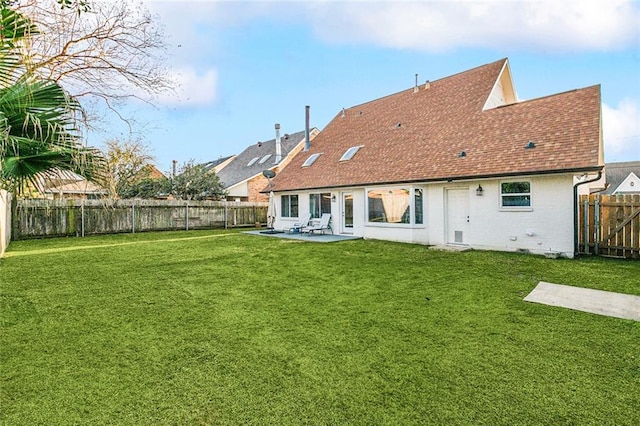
top-left (578, 194), bottom-right (640, 259)
top-left (12, 199), bottom-right (268, 240)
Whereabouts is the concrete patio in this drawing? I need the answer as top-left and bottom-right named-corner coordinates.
top-left (244, 230), bottom-right (361, 243)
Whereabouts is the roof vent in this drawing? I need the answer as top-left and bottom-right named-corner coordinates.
top-left (413, 73), bottom-right (419, 93)
top-left (425, 81), bottom-right (431, 90)
top-left (458, 151), bottom-right (466, 158)
top-left (525, 141), bottom-right (536, 149)
top-left (395, 122), bottom-right (402, 128)
top-left (341, 108), bottom-right (346, 118)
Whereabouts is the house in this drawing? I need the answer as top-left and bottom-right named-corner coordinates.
top-left (217, 125), bottom-right (319, 202)
top-left (268, 58), bottom-right (603, 257)
top-left (602, 161), bottom-right (640, 194)
top-left (36, 169), bottom-right (107, 199)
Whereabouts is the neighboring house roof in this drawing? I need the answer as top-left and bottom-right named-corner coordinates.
top-left (203, 155), bottom-right (235, 174)
top-left (603, 161), bottom-right (640, 194)
top-left (217, 129), bottom-right (310, 188)
top-left (144, 165), bottom-right (166, 179)
top-left (36, 169), bottom-right (106, 196)
top-left (270, 58), bottom-right (602, 192)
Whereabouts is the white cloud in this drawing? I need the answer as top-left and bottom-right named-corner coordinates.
top-left (154, 68), bottom-right (219, 107)
top-left (145, 0), bottom-right (639, 53)
top-left (305, 0), bottom-right (639, 52)
top-left (602, 98), bottom-right (640, 161)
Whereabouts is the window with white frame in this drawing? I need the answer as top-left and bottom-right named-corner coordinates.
top-left (500, 182), bottom-right (531, 208)
top-left (368, 189), bottom-right (409, 223)
top-left (281, 195), bottom-right (299, 217)
top-left (309, 193), bottom-right (331, 219)
top-left (414, 188), bottom-right (424, 224)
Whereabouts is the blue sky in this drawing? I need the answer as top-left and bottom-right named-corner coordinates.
top-left (87, 0), bottom-right (640, 173)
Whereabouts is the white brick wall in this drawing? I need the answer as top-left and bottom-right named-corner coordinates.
top-left (0, 190), bottom-right (12, 257)
top-left (275, 173), bottom-right (577, 257)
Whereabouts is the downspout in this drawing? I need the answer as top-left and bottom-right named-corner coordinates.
top-left (573, 170), bottom-right (602, 257)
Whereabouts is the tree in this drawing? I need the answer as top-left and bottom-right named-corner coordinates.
top-left (172, 161), bottom-right (227, 201)
top-left (12, 0), bottom-right (175, 127)
top-left (118, 174), bottom-right (170, 199)
top-left (0, 6), bottom-right (105, 196)
top-left (103, 138), bottom-right (159, 198)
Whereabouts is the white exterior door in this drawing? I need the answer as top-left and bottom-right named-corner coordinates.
top-left (446, 188), bottom-right (469, 244)
top-left (342, 193), bottom-right (354, 234)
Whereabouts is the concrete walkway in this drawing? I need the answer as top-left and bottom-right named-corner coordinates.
top-left (524, 282), bottom-right (640, 321)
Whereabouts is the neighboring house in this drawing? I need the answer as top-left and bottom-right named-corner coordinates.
top-left (602, 161), bottom-right (640, 194)
top-left (217, 126), bottom-right (319, 202)
top-left (36, 169), bottom-right (106, 200)
top-left (269, 58), bottom-right (603, 257)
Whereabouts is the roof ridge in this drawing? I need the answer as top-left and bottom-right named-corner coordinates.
top-left (340, 58), bottom-right (508, 113)
top-left (493, 84), bottom-right (600, 109)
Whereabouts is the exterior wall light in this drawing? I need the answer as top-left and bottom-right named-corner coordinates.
top-left (331, 194), bottom-right (337, 202)
top-left (476, 185), bottom-right (483, 196)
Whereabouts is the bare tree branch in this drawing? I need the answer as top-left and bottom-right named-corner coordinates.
top-left (14, 0), bottom-right (177, 129)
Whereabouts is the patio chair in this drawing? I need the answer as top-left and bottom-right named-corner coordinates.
top-left (307, 213), bottom-right (333, 235)
top-left (288, 214), bottom-right (311, 234)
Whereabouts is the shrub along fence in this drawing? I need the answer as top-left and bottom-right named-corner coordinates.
top-left (578, 194), bottom-right (640, 259)
top-left (12, 199), bottom-right (268, 240)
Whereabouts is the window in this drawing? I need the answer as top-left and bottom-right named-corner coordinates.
top-left (414, 188), bottom-right (423, 224)
top-left (340, 146), bottom-right (362, 162)
top-left (247, 157), bottom-right (260, 166)
top-left (281, 195), bottom-right (299, 217)
top-left (368, 189), bottom-right (411, 223)
top-left (259, 154), bottom-right (272, 164)
top-left (310, 193), bottom-right (331, 219)
top-left (302, 153), bottom-right (321, 167)
top-left (501, 182), bottom-right (531, 208)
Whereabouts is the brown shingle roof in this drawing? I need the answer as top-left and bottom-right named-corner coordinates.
top-left (270, 58), bottom-right (602, 192)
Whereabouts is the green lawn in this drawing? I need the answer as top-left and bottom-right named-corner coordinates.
top-left (1, 230), bottom-right (638, 425)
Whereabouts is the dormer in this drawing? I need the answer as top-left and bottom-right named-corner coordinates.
top-left (483, 59), bottom-right (518, 110)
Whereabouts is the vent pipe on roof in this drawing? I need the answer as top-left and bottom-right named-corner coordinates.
top-left (425, 80), bottom-right (431, 90)
top-left (275, 123), bottom-right (282, 163)
top-left (413, 73), bottom-right (419, 93)
top-left (304, 105), bottom-right (311, 151)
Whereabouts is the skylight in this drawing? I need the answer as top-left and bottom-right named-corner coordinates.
top-left (302, 153), bottom-right (321, 167)
top-left (247, 157), bottom-right (260, 166)
top-left (259, 154), bottom-right (272, 164)
top-left (339, 146), bottom-right (362, 162)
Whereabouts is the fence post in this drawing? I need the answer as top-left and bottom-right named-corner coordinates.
top-left (224, 201), bottom-right (228, 229)
top-left (594, 198), bottom-right (600, 255)
top-left (81, 199), bottom-right (85, 237)
top-left (583, 198), bottom-right (589, 254)
top-left (132, 204), bottom-right (135, 234)
top-left (186, 202), bottom-right (189, 231)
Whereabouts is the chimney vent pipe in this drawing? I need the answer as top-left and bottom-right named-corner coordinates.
top-left (275, 123), bottom-right (282, 163)
top-left (304, 106), bottom-right (311, 151)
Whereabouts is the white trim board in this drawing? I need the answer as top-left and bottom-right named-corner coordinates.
top-left (524, 282), bottom-right (640, 321)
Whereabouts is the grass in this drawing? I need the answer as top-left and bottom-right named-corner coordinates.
top-left (1, 229), bottom-right (639, 425)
